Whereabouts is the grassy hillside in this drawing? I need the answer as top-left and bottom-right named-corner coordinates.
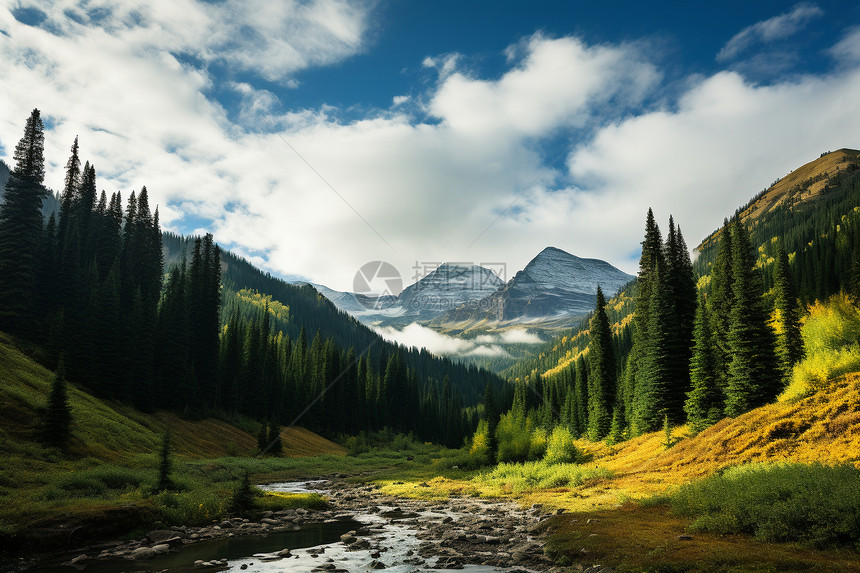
top-left (0, 331), bottom-right (345, 549)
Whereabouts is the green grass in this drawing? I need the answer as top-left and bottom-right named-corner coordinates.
top-left (662, 462), bottom-right (860, 549)
top-left (475, 460), bottom-right (611, 493)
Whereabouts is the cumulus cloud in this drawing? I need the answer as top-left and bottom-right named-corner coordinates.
top-left (1, 5), bottom-right (859, 299)
top-left (717, 3), bottom-right (823, 62)
top-left (832, 27), bottom-right (860, 63)
top-left (373, 324), bottom-right (539, 357)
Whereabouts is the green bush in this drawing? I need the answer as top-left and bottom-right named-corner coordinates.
top-left (668, 462), bottom-right (860, 548)
top-left (477, 461), bottom-right (609, 493)
top-left (782, 295), bottom-right (860, 400)
top-left (543, 426), bottom-right (579, 465)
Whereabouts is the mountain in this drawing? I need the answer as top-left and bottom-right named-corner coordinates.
top-left (697, 148), bottom-right (860, 256)
top-left (308, 263), bottom-right (504, 328)
top-left (507, 148), bottom-right (860, 381)
top-left (429, 247), bottom-right (634, 334)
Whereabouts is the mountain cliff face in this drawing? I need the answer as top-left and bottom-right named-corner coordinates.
top-left (311, 263), bottom-right (504, 327)
top-left (428, 247), bottom-right (634, 332)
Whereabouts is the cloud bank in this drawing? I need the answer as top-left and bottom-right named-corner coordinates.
top-left (0, 2), bottom-right (859, 297)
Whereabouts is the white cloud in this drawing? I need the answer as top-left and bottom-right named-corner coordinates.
top-left (373, 323), bottom-right (518, 357)
top-left (500, 329), bottom-right (543, 344)
top-left (428, 35), bottom-right (659, 137)
top-left (1, 7), bottom-right (859, 303)
top-left (717, 3), bottom-right (823, 61)
top-left (392, 95), bottom-right (410, 106)
top-left (564, 67), bottom-right (860, 266)
top-left (832, 26), bottom-right (860, 63)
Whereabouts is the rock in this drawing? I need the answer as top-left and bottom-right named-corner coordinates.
top-left (261, 518), bottom-right (279, 525)
top-left (146, 529), bottom-right (182, 544)
top-left (129, 547), bottom-right (156, 560)
top-left (678, 534), bottom-right (693, 541)
top-left (151, 544), bottom-right (170, 555)
top-left (276, 548), bottom-right (293, 557)
top-left (370, 551), bottom-right (381, 558)
top-left (240, 565), bottom-right (248, 570)
top-left (369, 559), bottom-right (387, 569)
top-left (220, 520), bottom-right (234, 528)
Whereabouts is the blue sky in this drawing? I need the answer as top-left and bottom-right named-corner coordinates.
top-left (1, 0), bottom-right (860, 291)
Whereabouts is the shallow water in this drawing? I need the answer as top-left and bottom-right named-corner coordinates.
top-left (32, 482), bottom-right (525, 573)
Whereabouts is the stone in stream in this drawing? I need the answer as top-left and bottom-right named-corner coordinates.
top-left (369, 559), bottom-right (387, 569)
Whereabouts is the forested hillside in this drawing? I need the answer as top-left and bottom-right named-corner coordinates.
top-left (477, 149), bottom-right (860, 466)
top-left (0, 109), bottom-right (508, 451)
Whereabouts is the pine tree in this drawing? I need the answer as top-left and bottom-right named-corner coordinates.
top-left (708, 219), bottom-right (735, 388)
top-left (633, 259), bottom-right (670, 432)
top-left (0, 109), bottom-right (47, 334)
top-left (587, 286), bottom-right (615, 440)
top-left (772, 241), bottom-right (803, 386)
top-left (267, 421), bottom-right (283, 455)
top-left (44, 357), bottom-right (72, 449)
top-left (725, 220), bottom-right (780, 416)
top-left (684, 293), bottom-right (723, 433)
top-left (574, 355), bottom-right (589, 436)
top-left (483, 382), bottom-right (500, 460)
top-left (631, 209), bottom-right (664, 434)
top-left (664, 219), bottom-right (696, 418)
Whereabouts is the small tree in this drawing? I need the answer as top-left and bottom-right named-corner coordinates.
top-left (44, 358), bottom-right (72, 449)
top-left (267, 421), bottom-right (282, 455)
top-left (157, 431), bottom-right (173, 491)
top-left (229, 471), bottom-right (256, 516)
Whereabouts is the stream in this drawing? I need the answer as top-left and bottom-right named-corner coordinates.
top-left (27, 480), bottom-right (551, 573)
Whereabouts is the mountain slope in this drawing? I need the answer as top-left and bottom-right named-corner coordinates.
top-left (697, 148), bottom-right (860, 258)
top-left (506, 148), bottom-right (860, 381)
top-left (161, 232), bottom-right (505, 406)
top-left (430, 247), bottom-right (633, 334)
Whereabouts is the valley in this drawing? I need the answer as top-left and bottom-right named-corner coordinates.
top-left (2, 7), bottom-right (860, 570)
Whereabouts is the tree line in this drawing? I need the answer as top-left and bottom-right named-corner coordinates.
top-left (0, 109), bottom-right (505, 448)
top-left (477, 206), bottom-right (807, 460)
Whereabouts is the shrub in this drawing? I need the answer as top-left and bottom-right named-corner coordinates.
top-left (782, 295), bottom-right (860, 400)
top-left (543, 426), bottom-right (579, 465)
top-left (495, 412), bottom-right (534, 463)
top-left (668, 462), bottom-right (860, 548)
top-left (468, 420), bottom-right (492, 467)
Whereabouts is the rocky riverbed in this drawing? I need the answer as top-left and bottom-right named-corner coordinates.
top-left (17, 478), bottom-right (614, 573)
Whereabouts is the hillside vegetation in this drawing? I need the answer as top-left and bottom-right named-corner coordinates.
top-left (0, 331), bottom-right (345, 548)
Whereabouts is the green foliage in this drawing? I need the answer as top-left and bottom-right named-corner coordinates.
top-left (667, 462), bottom-right (860, 548)
top-left (587, 286), bottom-right (615, 440)
top-left (476, 461), bottom-right (610, 493)
top-left (467, 419), bottom-right (493, 467)
top-left (495, 412), bottom-right (536, 463)
top-left (772, 241), bottom-right (804, 386)
top-left (229, 471), bottom-right (258, 516)
top-left (725, 219), bottom-right (780, 416)
top-left (543, 426), bottom-right (580, 465)
top-left (156, 431), bottom-right (173, 492)
top-left (685, 293), bottom-right (723, 434)
top-left (782, 294), bottom-right (860, 400)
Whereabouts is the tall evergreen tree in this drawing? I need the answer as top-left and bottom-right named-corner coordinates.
top-left (725, 220), bottom-right (780, 416)
top-left (684, 293), bottom-right (723, 433)
top-left (772, 241), bottom-right (803, 386)
top-left (0, 109), bottom-right (47, 334)
top-left (587, 286), bottom-right (615, 440)
top-left (708, 218), bottom-right (735, 388)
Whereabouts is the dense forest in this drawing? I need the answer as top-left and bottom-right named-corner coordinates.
top-left (475, 151), bottom-right (860, 461)
top-left (0, 109), bottom-right (508, 447)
